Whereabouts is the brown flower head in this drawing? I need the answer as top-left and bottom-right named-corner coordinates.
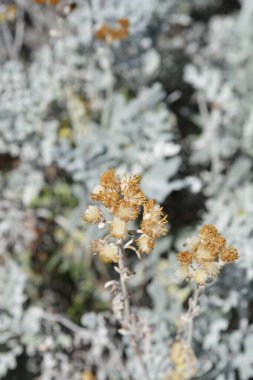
top-left (141, 199), bottom-right (167, 239)
top-left (121, 175), bottom-right (146, 206)
top-left (99, 189), bottom-right (120, 209)
top-left (220, 246), bottom-right (239, 263)
top-left (177, 251), bottom-right (192, 266)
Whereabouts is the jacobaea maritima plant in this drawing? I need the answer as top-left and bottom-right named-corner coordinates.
top-left (166, 225), bottom-right (239, 380)
top-left (82, 168), bottom-right (167, 378)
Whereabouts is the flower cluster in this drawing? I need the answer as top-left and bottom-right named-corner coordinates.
top-left (166, 341), bottom-right (197, 380)
top-left (95, 18), bottom-right (129, 43)
top-left (0, 4), bottom-right (16, 23)
top-left (177, 224), bottom-right (238, 285)
top-left (82, 168), bottom-right (167, 263)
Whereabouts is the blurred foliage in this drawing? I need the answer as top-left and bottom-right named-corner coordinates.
top-left (0, 0), bottom-right (253, 379)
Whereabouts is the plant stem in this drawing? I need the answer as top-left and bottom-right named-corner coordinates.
top-left (187, 285), bottom-right (200, 346)
top-left (118, 241), bottom-right (130, 323)
top-left (118, 242), bottom-right (150, 380)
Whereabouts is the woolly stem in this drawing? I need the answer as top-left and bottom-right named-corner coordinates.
top-left (187, 285), bottom-right (200, 346)
top-left (118, 241), bottom-right (130, 322)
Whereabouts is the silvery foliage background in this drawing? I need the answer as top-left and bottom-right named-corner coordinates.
top-left (1, 0), bottom-right (252, 379)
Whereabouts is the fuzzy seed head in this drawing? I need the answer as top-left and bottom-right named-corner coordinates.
top-left (82, 205), bottom-right (103, 224)
top-left (99, 243), bottom-right (119, 263)
top-left (136, 234), bottom-right (154, 254)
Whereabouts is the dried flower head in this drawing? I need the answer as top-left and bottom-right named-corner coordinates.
top-left (99, 189), bottom-right (120, 209)
top-left (177, 224), bottom-right (238, 286)
top-left (136, 234), bottom-right (154, 254)
top-left (168, 341), bottom-right (197, 380)
top-left (109, 217), bottom-right (127, 240)
top-left (121, 175), bottom-right (146, 206)
top-left (0, 4), bottom-right (16, 23)
top-left (100, 168), bottom-right (121, 190)
top-left (220, 246), bottom-right (239, 263)
top-left (113, 199), bottom-right (139, 221)
top-left (82, 370), bottom-right (96, 380)
top-left (82, 205), bottom-right (103, 224)
top-left (177, 251), bottom-right (192, 266)
top-left (95, 18), bottom-right (129, 42)
top-left (141, 199), bottom-right (167, 239)
top-left (99, 243), bottom-right (119, 263)
top-left (193, 268), bottom-right (208, 285)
